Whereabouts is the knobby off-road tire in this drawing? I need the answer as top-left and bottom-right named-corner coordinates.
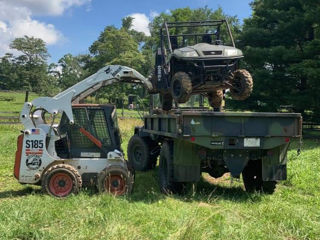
top-left (158, 141), bottom-right (184, 194)
top-left (242, 160), bottom-right (277, 194)
top-left (127, 135), bottom-right (158, 171)
top-left (42, 164), bottom-right (82, 198)
top-left (98, 164), bottom-right (134, 196)
top-left (208, 90), bottom-right (223, 109)
top-left (160, 93), bottom-right (173, 111)
top-left (170, 72), bottom-right (192, 103)
top-left (230, 69), bottom-right (253, 101)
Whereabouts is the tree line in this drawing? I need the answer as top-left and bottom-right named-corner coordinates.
top-left (0, 0), bottom-right (319, 121)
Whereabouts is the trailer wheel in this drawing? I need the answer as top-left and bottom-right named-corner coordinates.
top-left (128, 135), bottom-right (158, 171)
top-left (230, 69), bottom-right (253, 100)
top-left (242, 160), bottom-right (276, 194)
top-left (171, 72), bottom-right (192, 103)
top-left (42, 164), bottom-right (82, 198)
top-left (98, 165), bottom-right (134, 196)
top-left (207, 90), bottom-right (223, 109)
top-left (158, 141), bottom-right (184, 194)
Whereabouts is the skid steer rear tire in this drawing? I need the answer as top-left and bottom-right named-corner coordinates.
top-left (230, 69), bottom-right (253, 100)
top-left (171, 72), bottom-right (192, 103)
top-left (42, 164), bottom-right (82, 198)
top-left (98, 165), bottom-right (134, 196)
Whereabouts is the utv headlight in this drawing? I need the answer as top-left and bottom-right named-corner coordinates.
top-left (224, 49), bottom-right (243, 57)
top-left (180, 50), bottom-right (199, 57)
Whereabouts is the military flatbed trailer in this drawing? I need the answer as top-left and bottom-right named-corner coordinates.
top-left (127, 110), bottom-right (302, 194)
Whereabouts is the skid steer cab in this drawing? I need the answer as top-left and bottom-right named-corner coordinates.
top-left (14, 104), bottom-right (134, 198)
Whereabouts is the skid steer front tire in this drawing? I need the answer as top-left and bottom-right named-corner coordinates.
top-left (98, 165), bottom-right (134, 196)
top-left (42, 164), bottom-right (82, 198)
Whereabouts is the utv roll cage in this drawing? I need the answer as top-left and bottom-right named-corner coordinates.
top-left (160, 20), bottom-right (235, 53)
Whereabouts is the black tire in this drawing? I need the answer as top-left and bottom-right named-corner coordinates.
top-left (230, 69), bottom-right (253, 100)
top-left (97, 165), bottom-right (134, 196)
top-left (128, 135), bottom-right (157, 171)
top-left (170, 72), bottom-right (192, 103)
top-left (42, 164), bottom-right (82, 198)
top-left (242, 160), bottom-right (277, 194)
top-left (208, 90), bottom-right (223, 109)
top-left (160, 93), bottom-right (173, 111)
top-left (158, 141), bottom-right (184, 194)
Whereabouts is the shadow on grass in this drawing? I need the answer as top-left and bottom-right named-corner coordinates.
top-left (129, 169), bottom-right (262, 204)
top-left (0, 186), bottom-right (41, 199)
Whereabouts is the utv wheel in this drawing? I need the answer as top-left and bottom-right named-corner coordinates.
top-left (42, 164), bottom-right (82, 198)
top-left (242, 160), bottom-right (276, 194)
top-left (158, 141), bottom-right (184, 194)
top-left (128, 135), bottom-right (158, 171)
top-left (171, 72), bottom-right (192, 103)
top-left (230, 69), bottom-right (253, 100)
top-left (160, 93), bottom-right (173, 111)
top-left (98, 165), bottom-right (134, 196)
top-left (208, 90), bottom-right (223, 109)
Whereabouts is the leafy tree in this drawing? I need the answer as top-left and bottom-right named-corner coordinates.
top-left (0, 36), bottom-right (53, 94)
top-left (57, 54), bottom-right (89, 90)
top-left (231, 0), bottom-right (320, 121)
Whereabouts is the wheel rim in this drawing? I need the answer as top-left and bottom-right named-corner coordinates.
top-left (105, 173), bottom-right (126, 195)
top-left (49, 172), bottom-right (73, 197)
top-left (133, 145), bottom-right (143, 164)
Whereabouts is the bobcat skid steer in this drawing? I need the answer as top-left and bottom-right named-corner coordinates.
top-left (14, 65), bottom-right (152, 197)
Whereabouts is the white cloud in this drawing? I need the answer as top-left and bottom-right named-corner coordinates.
top-left (0, 0), bottom-right (90, 56)
top-left (129, 13), bottom-right (151, 36)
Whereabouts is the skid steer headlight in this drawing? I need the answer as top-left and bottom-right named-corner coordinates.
top-left (224, 49), bottom-right (243, 57)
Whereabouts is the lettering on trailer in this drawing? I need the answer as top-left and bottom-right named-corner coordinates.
top-left (26, 155), bottom-right (42, 170)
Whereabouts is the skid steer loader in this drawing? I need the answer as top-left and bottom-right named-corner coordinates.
top-left (14, 65), bottom-right (153, 197)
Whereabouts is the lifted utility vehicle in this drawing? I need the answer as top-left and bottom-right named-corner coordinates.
top-left (151, 20), bottom-right (253, 110)
top-left (128, 107), bottom-right (302, 194)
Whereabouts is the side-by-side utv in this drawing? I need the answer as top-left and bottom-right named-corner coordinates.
top-left (151, 20), bottom-right (253, 110)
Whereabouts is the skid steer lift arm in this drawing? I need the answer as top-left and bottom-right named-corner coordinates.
top-left (20, 65), bottom-right (152, 129)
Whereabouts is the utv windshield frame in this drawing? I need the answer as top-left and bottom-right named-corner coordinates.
top-left (160, 20), bottom-right (235, 54)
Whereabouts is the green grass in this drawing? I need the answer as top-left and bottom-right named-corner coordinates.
top-left (0, 91), bottom-right (39, 113)
top-left (0, 122), bottom-right (320, 239)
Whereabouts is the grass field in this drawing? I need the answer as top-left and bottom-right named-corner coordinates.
top-left (0, 120), bottom-right (320, 240)
top-left (0, 91), bottom-right (320, 239)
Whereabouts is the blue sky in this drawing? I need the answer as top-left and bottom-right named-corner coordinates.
top-left (0, 0), bottom-right (252, 63)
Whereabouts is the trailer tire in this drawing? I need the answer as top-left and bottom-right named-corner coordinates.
top-left (128, 135), bottom-right (157, 171)
top-left (42, 164), bottom-right (82, 198)
top-left (160, 93), bottom-right (173, 111)
top-left (158, 141), bottom-right (184, 194)
top-left (98, 165), bottom-right (134, 196)
top-left (171, 72), bottom-right (192, 103)
top-left (242, 160), bottom-right (276, 194)
top-left (208, 90), bottom-right (223, 109)
top-left (230, 69), bottom-right (253, 101)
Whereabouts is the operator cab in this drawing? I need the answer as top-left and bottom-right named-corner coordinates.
top-left (55, 104), bottom-right (121, 159)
